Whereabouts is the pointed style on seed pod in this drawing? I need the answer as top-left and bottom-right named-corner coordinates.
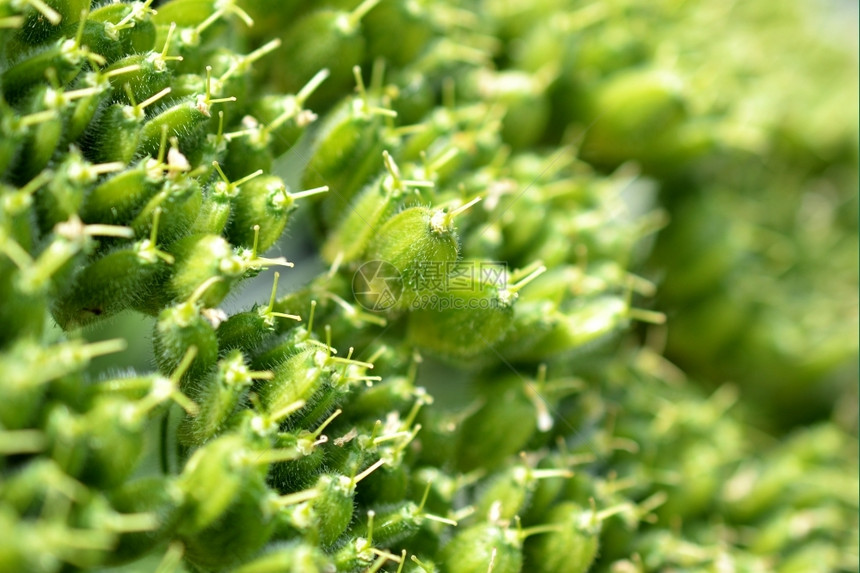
top-left (136, 70), bottom-right (236, 158)
top-left (523, 500), bottom-right (630, 573)
top-left (166, 224), bottom-right (292, 308)
top-left (475, 463), bottom-right (574, 522)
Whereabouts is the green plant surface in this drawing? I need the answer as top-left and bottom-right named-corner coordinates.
top-left (0, 1), bottom-right (856, 572)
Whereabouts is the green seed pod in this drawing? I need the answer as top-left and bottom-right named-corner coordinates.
top-left (53, 398), bottom-right (146, 488)
top-left (309, 459), bottom-right (385, 546)
top-left (0, 458), bottom-right (86, 517)
top-left (175, 433), bottom-right (253, 533)
top-left (362, 490), bottom-right (457, 548)
top-left (0, 169), bottom-right (51, 251)
top-left (11, 0), bottom-right (88, 46)
top-left (226, 173), bottom-right (327, 252)
top-left (216, 272), bottom-right (301, 357)
top-left (501, 295), bottom-right (665, 362)
top-left (54, 361), bottom-right (197, 488)
top-left (182, 473), bottom-right (276, 570)
top-left (330, 536), bottom-right (379, 573)
top-left (104, 39), bottom-right (177, 107)
top-left (365, 202), bottom-right (473, 295)
top-left (52, 209), bottom-right (174, 328)
top-left (291, 349), bottom-right (380, 432)
top-left (523, 502), bottom-right (600, 573)
top-left (232, 541), bottom-right (335, 573)
top-left (272, 0), bottom-right (380, 108)
top-left (166, 233), bottom-right (244, 307)
top-left (440, 523), bottom-right (523, 573)
top-left (579, 68), bottom-right (689, 170)
top-left (177, 349), bottom-right (271, 446)
top-left (1, 32), bottom-right (90, 102)
top-left (257, 347), bottom-right (325, 418)
top-left (106, 476), bottom-right (183, 565)
top-left (455, 379), bottom-right (538, 473)
top-left (0, 100), bottom-right (44, 176)
top-left (87, 86), bottom-right (172, 164)
top-left (131, 156), bottom-right (204, 247)
top-left (32, 148), bottom-right (119, 233)
top-left (209, 40), bottom-right (282, 116)
top-left (153, 1), bottom-right (254, 74)
top-left (62, 74), bottom-right (116, 147)
top-left (407, 263), bottom-right (544, 361)
top-left (523, 453), bottom-right (583, 525)
top-left (475, 464), bottom-right (573, 523)
top-left (14, 86), bottom-right (64, 183)
top-left (322, 151), bottom-right (430, 265)
top-left (176, 436), bottom-right (293, 571)
top-left (0, 337), bottom-right (126, 429)
top-left (152, 284), bottom-right (220, 384)
top-left (304, 68), bottom-right (396, 228)
top-left (137, 77), bottom-right (234, 159)
top-left (86, 0), bottom-right (157, 60)
top-left (268, 408), bottom-right (341, 492)
top-left (362, 1), bottom-right (437, 67)
top-left (152, 0), bottom-right (226, 27)
top-left (80, 158), bottom-right (164, 226)
top-left (249, 68), bottom-right (329, 157)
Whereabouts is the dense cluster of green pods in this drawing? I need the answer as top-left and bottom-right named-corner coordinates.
top-left (0, 0), bottom-right (856, 572)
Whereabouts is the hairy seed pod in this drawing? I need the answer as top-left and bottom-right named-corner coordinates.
top-left (227, 174), bottom-right (327, 252)
top-left (440, 524), bottom-right (522, 573)
top-left (152, 281), bottom-right (220, 385)
top-left (272, 0), bottom-right (380, 108)
top-left (80, 159), bottom-right (164, 225)
top-left (177, 350), bottom-right (270, 446)
top-left (303, 67), bottom-right (394, 229)
top-left (407, 263), bottom-right (547, 362)
top-left (322, 151), bottom-right (429, 265)
top-left (523, 502), bottom-right (601, 573)
top-left (107, 476), bottom-right (183, 565)
top-left (53, 210), bottom-right (174, 328)
top-left (365, 204), bottom-right (468, 295)
top-left (231, 541), bottom-right (334, 573)
top-left (216, 272), bottom-right (301, 357)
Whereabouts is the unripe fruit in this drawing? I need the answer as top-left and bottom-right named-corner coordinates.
top-left (226, 173), bottom-right (327, 252)
top-left (523, 502), bottom-right (600, 573)
top-left (440, 524), bottom-right (522, 573)
top-left (153, 283), bottom-right (220, 384)
top-left (272, 0), bottom-right (380, 108)
top-left (407, 262), bottom-right (543, 361)
top-left (53, 209), bottom-right (173, 328)
top-left (365, 203), bottom-right (465, 294)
